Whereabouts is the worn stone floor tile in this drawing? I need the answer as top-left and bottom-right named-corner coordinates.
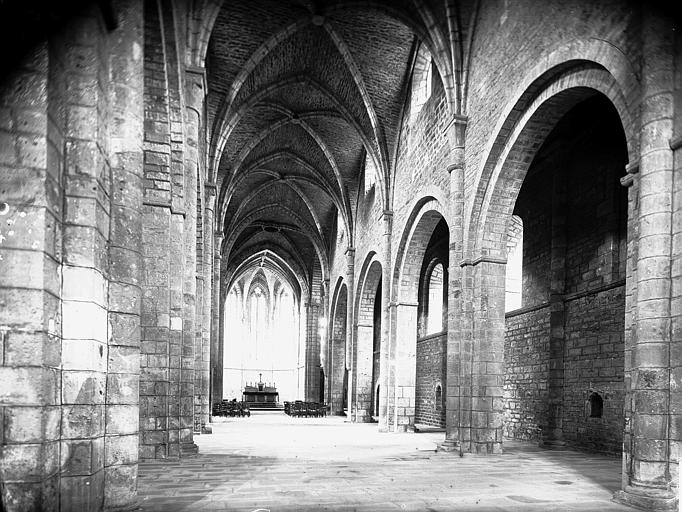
top-left (137, 412), bottom-right (632, 512)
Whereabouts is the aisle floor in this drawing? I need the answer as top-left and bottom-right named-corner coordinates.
top-left (137, 412), bottom-right (631, 512)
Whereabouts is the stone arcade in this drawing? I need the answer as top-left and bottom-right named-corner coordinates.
top-left (0, 0), bottom-right (680, 510)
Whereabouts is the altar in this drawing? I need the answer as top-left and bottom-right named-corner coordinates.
top-left (242, 374), bottom-right (280, 409)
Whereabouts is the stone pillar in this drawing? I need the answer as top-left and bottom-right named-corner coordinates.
top-left (443, 115), bottom-right (466, 451)
top-left (200, 185), bottom-right (215, 432)
top-left (379, 211), bottom-right (393, 432)
top-left (139, 0), bottom-right (192, 458)
top-left (211, 233), bottom-right (224, 411)
top-left (171, 212), bottom-right (192, 457)
top-left (57, 10), bottom-right (111, 507)
top-left (541, 155), bottom-right (568, 448)
top-left (470, 258), bottom-right (506, 454)
top-left (321, 279), bottom-right (330, 403)
top-left (304, 301), bottom-right (320, 401)
top-left (320, 280), bottom-right (329, 371)
top-left (345, 248), bottom-right (356, 418)
top-left (0, 43), bottom-right (60, 511)
top-left (105, 1), bottom-right (144, 508)
top-left (386, 301), bottom-right (397, 429)
top-left (615, 8), bottom-right (678, 510)
top-left (180, 71), bottom-right (199, 445)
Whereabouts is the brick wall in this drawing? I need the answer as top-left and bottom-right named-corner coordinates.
top-left (415, 333), bottom-right (446, 427)
top-left (563, 286), bottom-right (625, 453)
top-left (504, 308), bottom-right (550, 440)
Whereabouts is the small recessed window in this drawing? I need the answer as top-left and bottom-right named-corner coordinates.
top-left (435, 384), bottom-right (442, 410)
top-left (589, 392), bottom-right (603, 418)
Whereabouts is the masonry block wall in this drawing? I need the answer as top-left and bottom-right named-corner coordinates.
top-left (0, 2), bottom-right (145, 509)
top-left (415, 334), bottom-right (447, 427)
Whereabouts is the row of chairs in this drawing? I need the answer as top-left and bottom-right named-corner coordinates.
top-left (212, 399), bottom-right (251, 417)
top-left (284, 400), bottom-right (327, 417)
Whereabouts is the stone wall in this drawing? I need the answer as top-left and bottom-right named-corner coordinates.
top-left (415, 333), bottom-right (446, 427)
top-left (504, 307), bottom-right (550, 441)
top-left (0, 2), bottom-right (144, 509)
top-left (563, 286), bottom-right (625, 453)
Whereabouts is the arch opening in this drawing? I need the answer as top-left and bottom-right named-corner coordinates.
top-left (353, 258), bottom-right (383, 423)
top-left (391, 201), bottom-right (449, 433)
top-left (329, 282), bottom-right (349, 415)
top-left (415, 218), bottom-right (448, 428)
top-left (501, 93), bottom-right (628, 455)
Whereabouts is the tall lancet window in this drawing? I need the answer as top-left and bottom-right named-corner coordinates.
top-left (250, 286), bottom-right (267, 359)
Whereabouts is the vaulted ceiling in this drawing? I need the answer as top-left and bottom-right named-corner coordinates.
top-left (207, 0), bottom-right (458, 295)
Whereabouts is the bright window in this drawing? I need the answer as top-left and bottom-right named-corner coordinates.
top-left (505, 215), bottom-right (523, 312)
top-left (426, 263), bottom-right (444, 334)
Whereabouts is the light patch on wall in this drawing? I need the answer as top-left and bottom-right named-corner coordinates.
top-left (170, 317), bottom-right (182, 331)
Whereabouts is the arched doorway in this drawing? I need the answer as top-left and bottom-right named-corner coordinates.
top-left (390, 197), bottom-right (449, 432)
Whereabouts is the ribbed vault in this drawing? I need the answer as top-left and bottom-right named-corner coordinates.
top-left (207, 0), bottom-right (470, 286)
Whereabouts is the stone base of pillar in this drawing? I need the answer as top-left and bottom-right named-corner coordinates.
top-left (437, 438), bottom-right (461, 453)
top-left (352, 413), bottom-right (375, 423)
top-left (613, 485), bottom-right (678, 511)
top-left (180, 442), bottom-right (199, 457)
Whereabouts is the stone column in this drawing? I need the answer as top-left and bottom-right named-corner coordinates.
top-left (57, 9), bottom-right (112, 507)
top-left (379, 211), bottom-right (393, 432)
top-left (386, 301), bottom-right (398, 432)
top-left (345, 248), bottom-right (356, 417)
top-left (201, 185), bottom-right (215, 431)
top-left (615, 8), bottom-right (678, 510)
top-left (211, 233), bottom-right (224, 411)
top-left (443, 115), bottom-right (466, 451)
top-left (304, 301), bottom-right (320, 401)
top-left (321, 278), bottom-right (330, 403)
top-left (0, 43), bottom-right (60, 511)
top-left (105, 1), bottom-right (144, 508)
top-left (181, 69), bottom-right (200, 444)
top-left (469, 257), bottom-right (506, 453)
top-left (139, 0), bottom-right (192, 457)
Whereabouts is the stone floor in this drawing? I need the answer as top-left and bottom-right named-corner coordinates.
top-left (137, 412), bottom-right (632, 511)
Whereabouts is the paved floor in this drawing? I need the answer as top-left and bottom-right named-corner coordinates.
top-left (138, 412), bottom-right (632, 512)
